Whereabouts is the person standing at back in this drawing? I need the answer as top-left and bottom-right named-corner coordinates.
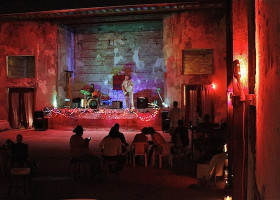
top-left (168, 101), bottom-right (184, 143)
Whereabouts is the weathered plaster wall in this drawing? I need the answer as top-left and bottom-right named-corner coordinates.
top-left (233, 0), bottom-right (249, 92)
top-left (0, 21), bottom-right (58, 118)
top-left (57, 26), bottom-right (74, 108)
top-left (73, 21), bottom-right (164, 107)
top-left (255, 0), bottom-right (280, 199)
top-left (163, 10), bottom-right (227, 123)
top-left (231, 1), bottom-right (249, 199)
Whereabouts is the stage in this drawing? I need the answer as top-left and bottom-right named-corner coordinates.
top-left (46, 107), bottom-right (163, 131)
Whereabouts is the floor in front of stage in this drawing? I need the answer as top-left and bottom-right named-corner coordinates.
top-left (0, 128), bottom-right (227, 200)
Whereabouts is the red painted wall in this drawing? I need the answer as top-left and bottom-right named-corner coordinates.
top-left (0, 21), bottom-right (58, 119)
top-left (233, 0), bottom-right (248, 91)
top-left (255, 0), bottom-right (280, 199)
top-left (163, 10), bottom-right (227, 123)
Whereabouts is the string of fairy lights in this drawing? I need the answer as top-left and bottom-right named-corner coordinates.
top-left (44, 107), bottom-right (160, 122)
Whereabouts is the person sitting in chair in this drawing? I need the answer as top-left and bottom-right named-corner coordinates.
top-left (147, 127), bottom-right (167, 165)
top-left (132, 127), bottom-right (149, 143)
top-left (99, 127), bottom-right (125, 173)
top-left (113, 123), bottom-right (129, 154)
top-left (11, 134), bottom-right (29, 167)
top-left (70, 125), bottom-right (102, 178)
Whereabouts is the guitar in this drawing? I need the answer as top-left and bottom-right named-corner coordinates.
top-left (123, 85), bottom-right (133, 95)
top-left (122, 80), bottom-right (133, 95)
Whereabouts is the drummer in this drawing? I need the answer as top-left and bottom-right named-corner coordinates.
top-left (87, 84), bottom-right (100, 100)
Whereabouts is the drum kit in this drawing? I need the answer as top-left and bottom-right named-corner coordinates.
top-left (80, 89), bottom-right (107, 109)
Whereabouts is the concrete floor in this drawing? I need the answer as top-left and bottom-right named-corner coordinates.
top-left (0, 128), bottom-right (228, 200)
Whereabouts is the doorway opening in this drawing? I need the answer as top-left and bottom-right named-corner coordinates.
top-left (8, 88), bottom-right (34, 129)
top-left (184, 84), bottom-right (214, 127)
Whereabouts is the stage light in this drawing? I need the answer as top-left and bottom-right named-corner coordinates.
top-left (52, 98), bottom-right (57, 109)
top-left (212, 83), bottom-right (216, 89)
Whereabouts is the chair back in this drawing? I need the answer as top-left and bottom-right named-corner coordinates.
top-left (133, 142), bottom-right (147, 155)
top-left (11, 143), bottom-right (29, 167)
top-left (158, 143), bottom-right (170, 155)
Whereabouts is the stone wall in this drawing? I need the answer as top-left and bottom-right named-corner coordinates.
top-left (57, 25), bottom-right (74, 108)
top-left (163, 10), bottom-right (227, 123)
top-left (73, 21), bottom-right (165, 108)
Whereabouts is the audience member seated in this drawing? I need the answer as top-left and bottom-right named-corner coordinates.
top-left (113, 123), bottom-right (129, 153)
top-left (131, 127), bottom-right (149, 165)
top-left (99, 127), bottom-right (125, 173)
top-left (11, 134), bottom-right (29, 168)
top-left (198, 114), bottom-right (213, 136)
top-left (174, 120), bottom-right (189, 158)
top-left (197, 145), bottom-right (226, 184)
top-left (147, 127), bottom-right (167, 165)
top-left (70, 125), bottom-right (102, 178)
top-left (132, 127), bottom-right (149, 143)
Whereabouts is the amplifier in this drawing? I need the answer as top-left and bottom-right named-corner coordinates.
top-left (112, 101), bottom-right (123, 109)
top-left (137, 97), bottom-right (148, 109)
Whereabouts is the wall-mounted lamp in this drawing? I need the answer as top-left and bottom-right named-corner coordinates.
top-left (212, 83), bottom-right (216, 90)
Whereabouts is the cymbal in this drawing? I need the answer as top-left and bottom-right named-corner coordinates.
top-left (80, 90), bottom-right (91, 95)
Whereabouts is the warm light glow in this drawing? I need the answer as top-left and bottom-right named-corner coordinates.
top-left (227, 92), bottom-right (233, 105)
top-left (212, 83), bottom-right (216, 89)
top-left (234, 55), bottom-right (248, 89)
top-left (224, 169), bottom-right (228, 180)
top-left (223, 144), bottom-right (228, 152)
top-left (53, 96), bottom-right (57, 108)
top-left (224, 196), bottom-right (232, 200)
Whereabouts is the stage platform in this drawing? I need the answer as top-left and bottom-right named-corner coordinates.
top-left (47, 107), bottom-right (163, 130)
top-left (0, 120), bottom-right (11, 131)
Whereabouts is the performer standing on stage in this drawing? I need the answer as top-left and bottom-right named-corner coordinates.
top-left (122, 75), bottom-right (135, 109)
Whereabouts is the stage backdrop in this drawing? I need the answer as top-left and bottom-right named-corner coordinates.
top-left (73, 21), bottom-right (165, 108)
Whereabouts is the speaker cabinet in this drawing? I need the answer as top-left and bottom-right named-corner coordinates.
top-left (34, 111), bottom-right (44, 119)
top-left (112, 101), bottom-right (123, 109)
top-left (137, 97), bottom-right (148, 109)
top-left (33, 111), bottom-right (48, 131)
top-left (161, 111), bottom-right (170, 132)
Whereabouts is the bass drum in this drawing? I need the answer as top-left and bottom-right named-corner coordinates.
top-left (87, 98), bottom-right (98, 109)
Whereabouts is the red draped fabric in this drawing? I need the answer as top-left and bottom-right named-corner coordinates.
top-left (8, 88), bottom-right (34, 129)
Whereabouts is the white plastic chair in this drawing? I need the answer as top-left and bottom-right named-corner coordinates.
top-left (152, 143), bottom-right (173, 168)
top-left (131, 142), bottom-right (148, 167)
top-left (197, 152), bottom-right (226, 184)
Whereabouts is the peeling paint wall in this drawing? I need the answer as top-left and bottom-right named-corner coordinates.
top-left (73, 21), bottom-right (164, 106)
top-left (163, 10), bottom-right (227, 123)
top-left (0, 21), bottom-right (58, 118)
top-left (57, 25), bottom-right (74, 108)
top-left (256, 0), bottom-right (280, 199)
